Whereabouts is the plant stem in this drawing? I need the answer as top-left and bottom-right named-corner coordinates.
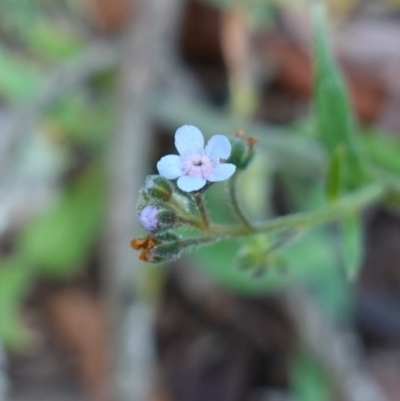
top-left (193, 192), bottom-right (210, 227)
top-left (228, 172), bottom-right (253, 231)
top-left (170, 196), bottom-right (192, 218)
top-left (181, 183), bottom-right (385, 248)
top-left (180, 235), bottom-right (222, 248)
top-left (176, 216), bottom-right (203, 230)
top-left (253, 183), bottom-right (384, 235)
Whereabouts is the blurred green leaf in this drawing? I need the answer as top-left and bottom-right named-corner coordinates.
top-left (21, 19), bottom-right (82, 61)
top-left (312, 2), bottom-right (366, 187)
top-left (363, 131), bottom-right (400, 176)
top-left (191, 227), bottom-right (339, 295)
top-left (47, 95), bottom-right (114, 145)
top-left (0, 47), bottom-right (41, 101)
top-left (291, 352), bottom-right (331, 401)
top-left (0, 260), bottom-right (32, 348)
top-left (18, 166), bottom-right (106, 277)
top-left (340, 214), bottom-right (364, 280)
top-left (325, 145), bottom-right (344, 202)
top-left (0, 0), bottom-right (82, 61)
top-left (234, 235), bottom-right (287, 276)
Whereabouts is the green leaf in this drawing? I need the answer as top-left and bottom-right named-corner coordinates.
top-left (0, 1), bottom-right (82, 61)
top-left (340, 213), bottom-right (364, 279)
top-left (21, 19), bottom-right (83, 61)
top-left (363, 131), bottom-right (400, 176)
top-left (47, 95), bottom-right (114, 145)
top-left (291, 352), bottom-right (331, 401)
top-left (0, 259), bottom-right (32, 348)
top-left (0, 47), bottom-right (41, 101)
top-left (18, 166), bottom-right (106, 278)
top-left (190, 227), bottom-right (339, 295)
top-left (234, 235), bottom-right (287, 277)
top-left (325, 145), bottom-right (344, 202)
top-left (312, 2), bottom-right (366, 187)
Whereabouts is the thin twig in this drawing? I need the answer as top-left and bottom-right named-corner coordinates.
top-left (104, 0), bottom-right (187, 400)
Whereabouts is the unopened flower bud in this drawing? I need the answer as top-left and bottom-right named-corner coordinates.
top-left (139, 205), bottom-right (159, 231)
top-left (149, 232), bottom-right (181, 263)
top-left (227, 132), bottom-right (256, 170)
top-left (144, 175), bottom-right (173, 201)
top-left (138, 203), bottom-right (176, 232)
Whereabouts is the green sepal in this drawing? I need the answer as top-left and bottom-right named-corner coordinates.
top-left (228, 137), bottom-right (256, 170)
top-left (150, 232), bottom-right (181, 264)
top-left (137, 188), bottom-right (152, 210)
top-left (144, 175), bottom-right (173, 202)
top-left (156, 207), bottom-right (177, 231)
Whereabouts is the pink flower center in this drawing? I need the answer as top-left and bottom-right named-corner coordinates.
top-left (181, 153), bottom-right (214, 179)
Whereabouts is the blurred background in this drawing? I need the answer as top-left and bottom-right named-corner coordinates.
top-left (2, 0), bottom-right (400, 400)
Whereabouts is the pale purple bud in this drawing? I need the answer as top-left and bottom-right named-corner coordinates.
top-left (139, 205), bottom-right (159, 231)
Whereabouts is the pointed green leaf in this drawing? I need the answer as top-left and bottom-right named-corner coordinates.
top-left (0, 47), bottom-right (41, 101)
top-left (291, 352), bottom-right (331, 401)
top-left (233, 235), bottom-right (287, 277)
top-left (0, 260), bottom-right (32, 348)
top-left (18, 166), bottom-right (106, 278)
top-left (363, 131), bottom-right (400, 176)
top-left (325, 145), bottom-right (344, 202)
top-left (341, 213), bottom-right (364, 279)
top-left (312, 2), bottom-right (366, 187)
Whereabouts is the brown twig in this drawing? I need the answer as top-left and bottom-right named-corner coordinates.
top-left (104, 0), bottom-right (187, 400)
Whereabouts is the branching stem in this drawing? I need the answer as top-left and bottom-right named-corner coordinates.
top-left (228, 172), bottom-right (253, 231)
top-left (180, 183), bottom-right (385, 249)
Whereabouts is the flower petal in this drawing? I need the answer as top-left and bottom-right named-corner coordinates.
top-left (206, 163), bottom-right (236, 182)
top-left (204, 135), bottom-right (232, 162)
top-left (177, 176), bottom-right (206, 192)
top-left (139, 205), bottom-right (159, 231)
top-left (175, 125), bottom-right (204, 156)
top-left (157, 155), bottom-right (182, 179)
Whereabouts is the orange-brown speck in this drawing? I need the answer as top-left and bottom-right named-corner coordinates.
top-left (246, 136), bottom-right (258, 149)
top-left (130, 236), bottom-right (157, 261)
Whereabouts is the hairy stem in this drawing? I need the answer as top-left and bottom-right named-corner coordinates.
top-left (228, 172), bottom-right (253, 231)
top-left (176, 216), bottom-right (203, 230)
top-left (193, 192), bottom-right (210, 227)
top-left (184, 183), bottom-right (385, 246)
top-left (170, 196), bottom-right (192, 218)
top-left (253, 183), bottom-right (384, 236)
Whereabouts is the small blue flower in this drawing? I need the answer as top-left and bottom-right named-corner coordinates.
top-left (157, 125), bottom-right (236, 192)
top-left (139, 205), bottom-right (159, 231)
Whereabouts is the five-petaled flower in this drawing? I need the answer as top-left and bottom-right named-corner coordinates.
top-left (157, 125), bottom-right (236, 192)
